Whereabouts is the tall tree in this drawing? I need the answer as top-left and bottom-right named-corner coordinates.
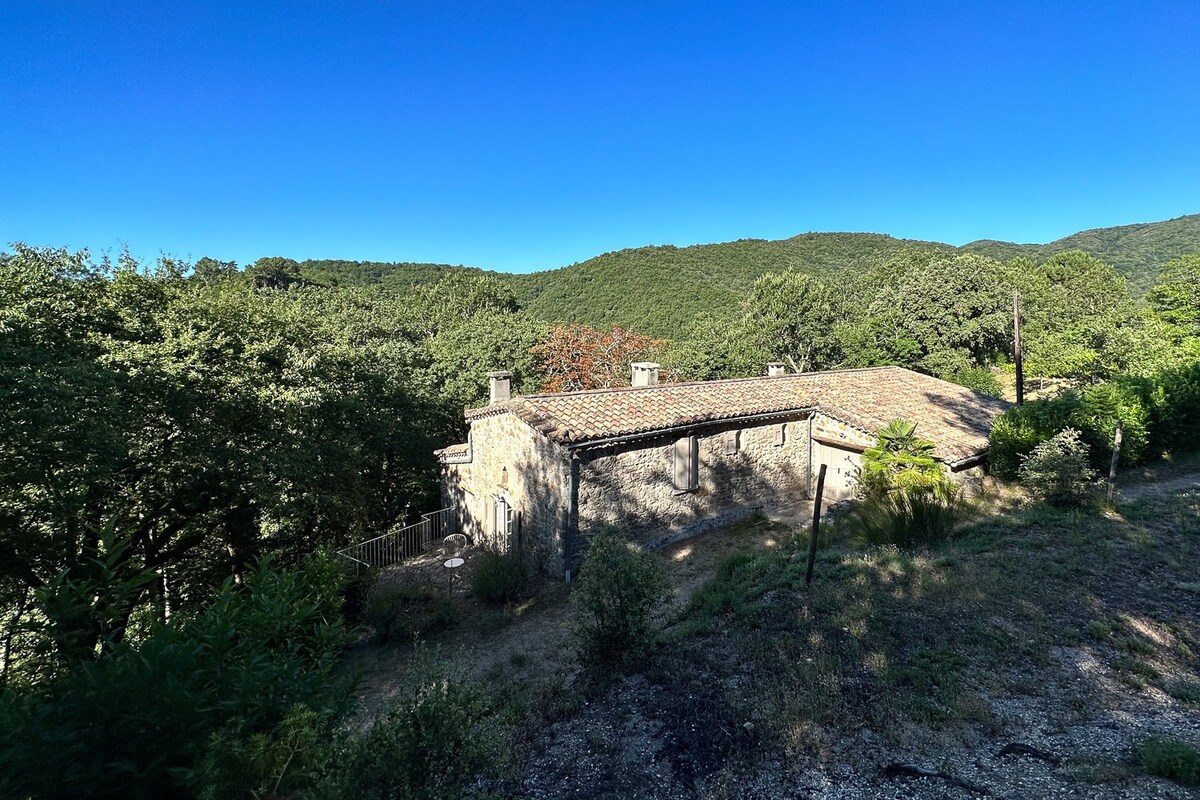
top-left (532, 324), bottom-right (664, 392)
top-left (742, 271), bottom-right (843, 373)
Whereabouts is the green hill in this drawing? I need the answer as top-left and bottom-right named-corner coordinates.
top-left (510, 233), bottom-right (951, 338)
top-left (301, 214), bottom-right (1200, 339)
top-left (962, 214), bottom-right (1200, 294)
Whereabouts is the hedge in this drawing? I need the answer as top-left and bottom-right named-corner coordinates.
top-left (989, 362), bottom-right (1200, 478)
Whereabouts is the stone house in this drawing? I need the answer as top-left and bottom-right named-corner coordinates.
top-left (436, 363), bottom-right (1010, 581)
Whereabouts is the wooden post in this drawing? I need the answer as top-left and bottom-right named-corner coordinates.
top-left (1107, 421), bottom-right (1124, 503)
top-left (1013, 289), bottom-right (1024, 406)
top-left (805, 464), bottom-right (827, 588)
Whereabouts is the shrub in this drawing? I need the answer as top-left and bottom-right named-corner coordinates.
top-left (990, 362), bottom-right (1200, 479)
top-left (198, 653), bottom-right (512, 800)
top-left (844, 481), bottom-right (971, 549)
top-left (571, 532), bottom-right (671, 667)
top-left (1148, 362), bottom-right (1200, 453)
top-left (326, 653), bottom-right (507, 800)
top-left (943, 365), bottom-right (1002, 397)
top-left (856, 419), bottom-right (945, 499)
top-left (0, 557), bottom-right (349, 800)
top-left (1074, 379), bottom-right (1151, 465)
top-left (469, 549), bottom-right (530, 603)
top-left (1137, 736), bottom-right (1200, 786)
top-left (363, 573), bottom-right (457, 642)
top-left (1018, 427), bottom-right (1098, 506)
top-left (989, 395), bottom-right (1078, 479)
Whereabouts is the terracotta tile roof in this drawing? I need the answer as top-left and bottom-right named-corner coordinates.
top-left (465, 366), bottom-right (1011, 463)
top-left (434, 442), bottom-right (470, 458)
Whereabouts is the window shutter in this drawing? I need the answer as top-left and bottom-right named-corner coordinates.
top-left (673, 436), bottom-right (698, 491)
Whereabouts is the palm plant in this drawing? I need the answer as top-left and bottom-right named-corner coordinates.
top-left (856, 419), bottom-right (943, 498)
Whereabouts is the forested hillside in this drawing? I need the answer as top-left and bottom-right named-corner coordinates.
top-left (962, 213), bottom-right (1200, 294)
top-left (301, 214), bottom-right (1200, 338)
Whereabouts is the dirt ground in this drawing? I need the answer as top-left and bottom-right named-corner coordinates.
top-left (341, 461), bottom-right (1200, 798)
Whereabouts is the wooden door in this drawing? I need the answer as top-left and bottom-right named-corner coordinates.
top-left (812, 441), bottom-right (862, 502)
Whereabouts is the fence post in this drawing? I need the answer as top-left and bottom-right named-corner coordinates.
top-left (806, 464), bottom-right (828, 588)
top-left (1106, 421), bottom-right (1124, 504)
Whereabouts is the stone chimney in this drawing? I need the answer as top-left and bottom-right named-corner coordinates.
top-left (488, 370), bottom-right (512, 404)
top-left (767, 362), bottom-right (786, 377)
top-left (631, 362), bottom-right (660, 387)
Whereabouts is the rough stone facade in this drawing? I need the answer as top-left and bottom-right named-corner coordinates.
top-left (576, 415), bottom-right (813, 554)
top-left (811, 412), bottom-right (874, 450)
top-left (440, 412), bottom-right (569, 575)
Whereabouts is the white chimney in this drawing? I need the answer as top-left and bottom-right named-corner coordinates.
top-left (767, 362), bottom-right (786, 377)
top-left (488, 370), bottom-right (512, 404)
top-left (631, 362), bottom-right (660, 387)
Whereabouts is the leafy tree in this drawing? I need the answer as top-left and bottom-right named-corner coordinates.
top-left (421, 310), bottom-right (546, 420)
top-left (1013, 251), bottom-right (1141, 381)
top-left (0, 248), bottom-right (439, 681)
top-left (1146, 254), bottom-right (1200, 334)
top-left (190, 256), bottom-right (238, 283)
top-left (532, 324), bottom-right (665, 392)
top-left (410, 272), bottom-right (519, 337)
top-left (742, 271), bottom-right (843, 373)
top-left (838, 251), bottom-right (1010, 377)
top-left (246, 256), bottom-right (303, 290)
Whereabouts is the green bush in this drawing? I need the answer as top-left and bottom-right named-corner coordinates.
top-left (1074, 379), bottom-right (1152, 465)
top-left (469, 549), bottom-right (530, 603)
top-left (1018, 427), bottom-right (1098, 506)
top-left (989, 395), bottom-right (1078, 479)
top-left (1138, 736), bottom-right (1200, 786)
top-left (942, 365), bottom-right (1002, 397)
top-left (197, 653), bottom-right (511, 800)
top-left (325, 654), bottom-right (507, 800)
top-left (1148, 362), bottom-right (1200, 453)
top-left (844, 481), bottom-right (971, 549)
top-left (571, 532), bottom-right (671, 667)
top-left (990, 362), bottom-right (1200, 479)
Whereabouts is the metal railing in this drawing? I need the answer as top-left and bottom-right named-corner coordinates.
top-left (336, 508), bottom-right (456, 570)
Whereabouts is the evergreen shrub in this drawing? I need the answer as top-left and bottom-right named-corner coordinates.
top-left (570, 532), bottom-right (671, 667)
top-left (1018, 428), bottom-right (1098, 506)
top-left (469, 549), bottom-right (530, 604)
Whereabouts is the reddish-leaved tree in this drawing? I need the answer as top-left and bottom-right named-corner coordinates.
top-left (532, 324), bottom-right (666, 392)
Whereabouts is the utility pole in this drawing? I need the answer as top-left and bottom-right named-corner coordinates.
top-left (1013, 289), bottom-right (1024, 406)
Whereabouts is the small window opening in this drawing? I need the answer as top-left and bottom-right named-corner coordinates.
top-left (724, 430), bottom-right (740, 456)
top-left (775, 424), bottom-right (787, 447)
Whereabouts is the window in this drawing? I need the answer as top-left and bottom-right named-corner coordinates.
top-left (494, 495), bottom-right (515, 551)
top-left (724, 430), bottom-right (740, 456)
top-left (673, 435), bottom-right (699, 492)
top-left (775, 423), bottom-right (787, 447)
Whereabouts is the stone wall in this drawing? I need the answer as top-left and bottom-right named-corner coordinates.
top-left (440, 411), bottom-right (569, 575)
top-left (811, 412), bottom-right (874, 450)
top-left (576, 415), bottom-right (813, 555)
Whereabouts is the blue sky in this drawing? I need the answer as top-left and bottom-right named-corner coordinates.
top-left (2, 2), bottom-right (1198, 273)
